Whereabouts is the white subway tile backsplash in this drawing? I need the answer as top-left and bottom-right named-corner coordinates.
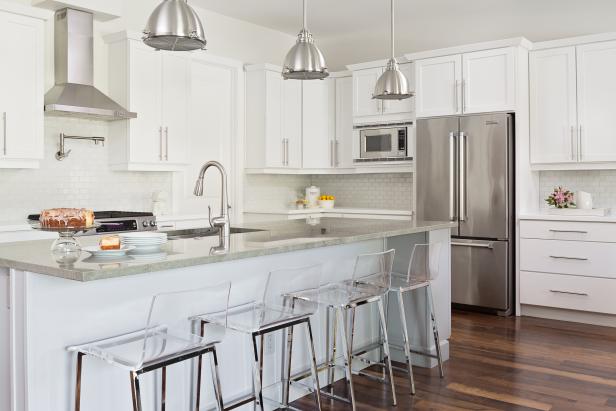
top-left (0, 117), bottom-right (172, 221)
top-left (539, 170), bottom-right (616, 209)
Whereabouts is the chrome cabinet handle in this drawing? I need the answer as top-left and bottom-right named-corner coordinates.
top-left (451, 241), bottom-right (494, 249)
top-left (461, 80), bottom-right (466, 113)
top-left (454, 81), bottom-right (459, 113)
top-left (449, 132), bottom-right (457, 221)
top-left (549, 289), bottom-right (588, 297)
top-left (335, 140), bottom-right (340, 166)
top-left (158, 126), bottom-right (163, 161)
top-left (570, 125), bottom-right (576, 161)
top-left (286, 139), bottom-right (290, 166)
top-left (164, 127), bottom-right (169, 161)
top-left (549, 255), bottom-right (589, 261)
top-left (2, 112), bottom-right (6, 156)
top-left (329, 140), bottom-right (334, 167)
top-left (549, 229), bottom-right (588, 234)
top-left (458, 131), bottom-right (467, 221)
top-left (578, 125), bottom-right (583, 160)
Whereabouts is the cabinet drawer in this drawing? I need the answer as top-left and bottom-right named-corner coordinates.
top-left (520, 238), bottom-right (616, 279)
top-left (520, 271), bottom-right (616, 314)
top-left (520, 220), bottom-right (616, 242)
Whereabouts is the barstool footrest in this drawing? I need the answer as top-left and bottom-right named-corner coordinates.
top-left (222, 395), bottom-right (256, 411)
top-left (389, 342), bottom-right (441, 360)
top-left (290, 380), bottom-right (352, 404)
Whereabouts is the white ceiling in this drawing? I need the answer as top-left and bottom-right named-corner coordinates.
top-left (193, 0), bottom-right (616, 69)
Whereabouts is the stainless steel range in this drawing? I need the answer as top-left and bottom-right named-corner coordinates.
top-left (27, 211), bottom-right (157, 235)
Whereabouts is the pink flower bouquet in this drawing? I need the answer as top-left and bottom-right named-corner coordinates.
top-left (545, 186), bottom-right (576, 209)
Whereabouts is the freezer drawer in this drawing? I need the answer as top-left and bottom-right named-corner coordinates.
top-left (452, 239), bottom-right (510, 311)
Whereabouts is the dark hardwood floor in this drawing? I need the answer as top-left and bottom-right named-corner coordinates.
top-left (293, 310), bottom-right (616, 410)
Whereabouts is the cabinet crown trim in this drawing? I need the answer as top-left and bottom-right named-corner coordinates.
top-left (405, 37), bottom-right (531, 61)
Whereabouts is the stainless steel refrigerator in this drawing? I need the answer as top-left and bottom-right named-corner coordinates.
top-left (416, 113), bottom-right (514, 315)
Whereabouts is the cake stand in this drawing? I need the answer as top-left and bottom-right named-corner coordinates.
top-left (29, 222), bottom-right (100, 263)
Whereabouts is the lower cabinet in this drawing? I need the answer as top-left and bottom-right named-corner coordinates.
top-left (520, 219), bottom-right (616, 315)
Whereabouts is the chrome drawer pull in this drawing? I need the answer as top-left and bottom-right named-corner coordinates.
top-left (548, 255), bottom-right (589, 261)
top-left (451, 241), bottom-right (494, 249)
top-left (549, 289), bottom-right (588, 297)
top-left (548, 229), bottom-right (588, 234)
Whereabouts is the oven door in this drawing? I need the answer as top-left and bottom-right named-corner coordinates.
top-left (360, 129), bottom-right (396, 159)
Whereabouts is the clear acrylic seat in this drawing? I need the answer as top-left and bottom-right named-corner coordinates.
top-left (198, 264), bottom-right (323, 411)
top-left (389, 241), bottom-right (446, 396)
top-left (67, 282), bottom-right (231, 411)
top-left (292, 249), bottom-right (397, 411)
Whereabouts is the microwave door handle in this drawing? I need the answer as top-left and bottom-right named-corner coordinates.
top-left (449, 132), bottom-right (457, 221)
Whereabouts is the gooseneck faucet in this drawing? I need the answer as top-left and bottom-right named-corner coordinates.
top-left (193, 161), bottom-right (231, 253)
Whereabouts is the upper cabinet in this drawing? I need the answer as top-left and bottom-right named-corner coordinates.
top-left (335, 75), bottom-right (354, 169)
top-left (0, 9), bottom-right (45, 169)
top-left (414, 47), bottom-right (516, 118)
top-left (106, 35), bottom-right (189, 171)
top-left (351, 62), bottom-right (414, 124)
top-left (302, 79), bottom-right (334, 169)
top-left (530, 40), bottom-right (616, 166)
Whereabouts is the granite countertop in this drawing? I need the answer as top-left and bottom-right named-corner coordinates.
top-left (0, 218), bottom-right (455, 282)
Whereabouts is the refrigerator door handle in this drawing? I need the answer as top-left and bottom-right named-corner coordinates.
top-left (452, 241), bottom-right (494, 249)
top-left (459, 131), bottom-right (467, 221)
top-left (449, 132), bottom-right (457, 221)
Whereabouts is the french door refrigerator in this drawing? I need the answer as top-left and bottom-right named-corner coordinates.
top-left (416, 113), bottom-right (514, 315)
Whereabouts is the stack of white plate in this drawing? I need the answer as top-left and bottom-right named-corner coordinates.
top-left (119, 232), bottom-right (168, 253)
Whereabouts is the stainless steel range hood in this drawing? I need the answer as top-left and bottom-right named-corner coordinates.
top-left (44, 8), bottom-right (136, 121)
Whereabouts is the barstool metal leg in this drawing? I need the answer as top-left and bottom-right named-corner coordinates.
top-left (74, 352), bottom-right (84, 411)
top-left (337, 307), bottom-right (356, 411)
top-left (395, 290), bottom-right (416, 395)
top-left (427, 284), bottom-right (445, 378)
top-left (161, 367), bottom-right (167, 411)
top-left (377, 298), bottom-right (398, 406)
top-left (327, 306), bottom-right (338, 389)
top-left (251, 333), bottom-right (265, 411)
top-left (210, 348), bottom-right (225, 411)
top-left (131, 371), bottom-right (143, 411)
top-left (283, 324), bottom-right (295, 407)
top-left (305, 319), bottom-right (323, 411)
top-left (195, 321), bottom-right (206, 411)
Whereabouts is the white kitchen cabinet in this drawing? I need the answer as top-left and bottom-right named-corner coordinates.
top-left (577, 40), bottom-right (616, 163)
top-left (352, 63), bottom-right (414, 123)
top-left (352, 67), bottom-right (383, 117)
top-left (415, 48), bottom-right (516, 118)
top-left (106, 35), bottom-right (189, 171)
top-left (462, 48), bottom-right (516, 114)
top-left (0, 10), bottom-right (45, 169)
top-left (415, 55), bottom-right (462, 118)
top-left (529, 47), bottom-right (578, 164)
top-left (245, 65), bottom-right (302, 169)
top-left (302, 79), bottom-right (334, 169)
top-left (335, 75), bottom-right (354, 168)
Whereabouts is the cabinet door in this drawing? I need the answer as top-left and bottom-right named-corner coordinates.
top-left (352, 67), bottom-right (383, 117)
top-left (283, 79), bottom-right (302, 168)
top-left (577, 40), bottom-right (616, 162)
top-left (529, 47), bottom-right (578, 164)
top-left (382, 62), bottom-right (415, 115)
top-left (129, 43), bottom-right (163, 164)
top-left (415, 55), bottom-right (462, 118)
top-left (462, 48), bottom-right (516, 114)
top-left (302, 79), bottom-right (332, 169)
top-left (0, 12), bottom-right (44, 160)
top-left (335, 76), bottom-right (354, 168)
top-left (162, 53), bottom-right (189, 164)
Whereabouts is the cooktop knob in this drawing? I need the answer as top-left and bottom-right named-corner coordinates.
top-left (150, 221), bottom-right (157, 227)
top-left (142, 220), bottom-right (148, 227)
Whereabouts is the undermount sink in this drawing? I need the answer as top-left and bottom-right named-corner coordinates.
top-left (165, 227), bottom-right (263, 240)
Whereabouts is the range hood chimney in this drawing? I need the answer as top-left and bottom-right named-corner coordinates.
top-left (44, 8), bottom-right (136, 121)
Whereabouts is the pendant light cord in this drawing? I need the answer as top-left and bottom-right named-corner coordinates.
top-left (303, 0), bottom-right (307, 31)
top-left (390, 0), bottom-right (395, 59)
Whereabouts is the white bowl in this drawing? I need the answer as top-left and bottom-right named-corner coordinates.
top-left (319, 200), bottom-right (335, 209)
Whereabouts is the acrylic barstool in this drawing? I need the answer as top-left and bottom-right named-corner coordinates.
top-left (292, 249), bottom-right (397, 411)
top-left (389, 242), bottom-right (446, 395)
top-left (67, 282), bottom-right (231, 411)
top-left (197, 264), bottom-right (323, 411)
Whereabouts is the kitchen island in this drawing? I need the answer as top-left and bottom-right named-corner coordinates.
top-left (0, 217), bottom-right (453, 411)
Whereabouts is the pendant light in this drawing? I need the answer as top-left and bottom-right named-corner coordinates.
top-left (373, 0), bottom-right (413, 99)
top-left (143, 0), bottom-right (207, 51)
top-left (282, 0), bottom-right (329, 80)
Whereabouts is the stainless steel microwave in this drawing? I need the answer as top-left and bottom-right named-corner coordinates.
top-left (359, 125), bottom-right (408, 159)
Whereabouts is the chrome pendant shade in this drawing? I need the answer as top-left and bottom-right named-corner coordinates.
top-left (373, 0), bottom-right (413, 100)
top-left (282, 0), bottom-right (329, 80)
top-left (143, 0), bottom-right (207, 51)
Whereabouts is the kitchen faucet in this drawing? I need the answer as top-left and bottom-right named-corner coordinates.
top-left (193, 161), bottom-right (230, 253)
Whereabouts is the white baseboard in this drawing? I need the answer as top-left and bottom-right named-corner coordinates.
top-left (521, 304), bottom-right (616, 327)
